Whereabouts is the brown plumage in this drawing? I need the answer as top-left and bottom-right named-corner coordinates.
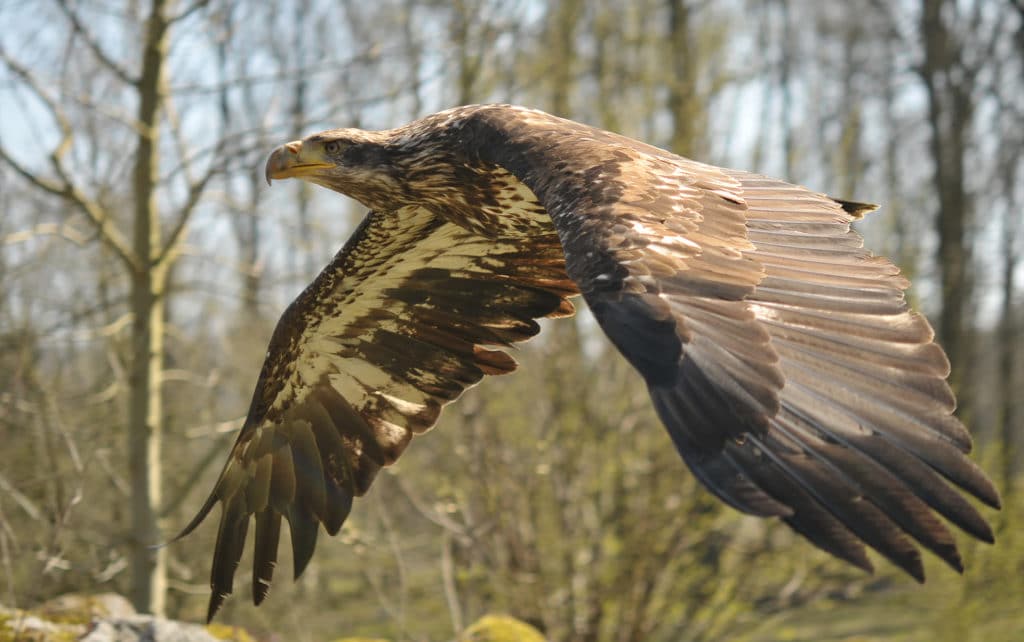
top-left (178, 104), bottom-right (1000, 621)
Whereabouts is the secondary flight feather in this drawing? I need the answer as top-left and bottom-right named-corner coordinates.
top-left (178, 104), bottom-right (1000, 621)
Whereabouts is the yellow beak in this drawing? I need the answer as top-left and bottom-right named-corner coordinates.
top-left (265, 140), bottom-right (333, 185)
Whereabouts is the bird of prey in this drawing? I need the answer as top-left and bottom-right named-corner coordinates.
top-left (179, 104), bottom-right (999, 620)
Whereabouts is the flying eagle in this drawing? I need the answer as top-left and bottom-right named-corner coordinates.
top-left (179, 104), bottom-right (999, 620)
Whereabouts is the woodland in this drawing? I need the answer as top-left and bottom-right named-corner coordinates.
top-left (0, 1), bottom-right (1022, 640)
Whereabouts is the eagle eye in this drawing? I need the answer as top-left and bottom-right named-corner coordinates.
top-left (324, 140), bottom-right (343, 154)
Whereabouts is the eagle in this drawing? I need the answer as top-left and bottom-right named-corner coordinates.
top-left (178, 104), bottom-right (999, 621)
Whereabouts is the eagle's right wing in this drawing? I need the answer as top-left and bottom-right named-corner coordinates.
top-left (179, 205), bottom-right (575, 620)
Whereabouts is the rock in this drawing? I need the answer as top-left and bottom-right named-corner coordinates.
top-left (40, 593), bottom-right (137, 621)
top-left (80, 616), bottom-right (224, 642)
top-left (0, 596), bottom-right (253, 642)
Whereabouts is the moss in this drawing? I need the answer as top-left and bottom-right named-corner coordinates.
top-left (0, 608), bottom-right (84, 642)
top-left (36, 605), bottom-right (93, 627)
top-left (37, 593), bottom-right (134, 626)
top-left (459, 614), bottom-right (547, 642)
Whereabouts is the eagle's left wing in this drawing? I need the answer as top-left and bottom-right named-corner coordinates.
top-left (178, 205), bottom-right (575, 620)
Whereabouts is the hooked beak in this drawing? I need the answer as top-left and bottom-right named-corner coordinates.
top-left (265, 140), bottom-right (333, 185)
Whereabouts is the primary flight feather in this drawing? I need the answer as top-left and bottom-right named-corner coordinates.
top-left (179, 104), bottom-right (1000, 620)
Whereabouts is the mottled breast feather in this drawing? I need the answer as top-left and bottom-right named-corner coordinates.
top-left (183, 104), bottom-right (999, 621)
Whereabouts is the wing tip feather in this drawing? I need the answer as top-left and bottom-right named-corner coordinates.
top-left (206, 592), bottom-right (227, 624)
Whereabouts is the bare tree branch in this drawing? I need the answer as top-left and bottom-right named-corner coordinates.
top-left (0, 47), bottom-right (139, 271)
top-left (157, 166), bottom-right (221, 264)
top-left (159, 430), bottom-right (235, 519)
top-left (0, 144), bottom-right (138, 271)
top-left (54, 0), bottom-right (138, 85)
top-left (169, 0), bottom-right (212, 24)
top-left (441, 531), bottom-right (464, 634)
top-left (2, 222), bottom-right (89, 247)
top-left (0, 473), bottom-right (43, 522)
top-left (157, 87), bottom-right (233, 264)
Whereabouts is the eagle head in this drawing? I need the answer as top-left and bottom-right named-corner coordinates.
top-left (265, 128), bottom-right (408, 210)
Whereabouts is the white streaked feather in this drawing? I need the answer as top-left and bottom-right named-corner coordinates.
top-left (377, 391), bottom-right (429, 415)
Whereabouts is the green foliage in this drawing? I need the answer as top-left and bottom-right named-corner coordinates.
top-left (739, 485), bottom-right (1024, 642)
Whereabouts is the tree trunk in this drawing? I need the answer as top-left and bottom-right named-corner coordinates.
top-left (919, 0), bottom-right (973, 401)
top-left (997, 205), bottom-right (1019, 505)
top-left (545, 0), bottom-right (583, 116)
top-left (451, 0), bottom-right (477, 106)
top-left (128, 0), bottom-right (171, 616)
top-left (666, 0), bottom-right (702, 157)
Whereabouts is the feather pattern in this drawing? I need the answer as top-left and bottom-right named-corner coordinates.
top-left (182, 104), bottom-right (999, 619)
top-left (177, 203), bottom-right (576, 619)
top-left (465, 104), bottom-right (998, 575)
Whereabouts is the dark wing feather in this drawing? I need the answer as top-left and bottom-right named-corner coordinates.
top-left (177, 205), bottom-right (576, 620)
top-left (472, 106), bottom-right (999, 580)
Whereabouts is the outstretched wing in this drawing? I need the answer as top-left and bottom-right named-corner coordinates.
top-left (178, 205), bottom-right (576, 620)
top-left (475, 107), bottom-right (1000, 581)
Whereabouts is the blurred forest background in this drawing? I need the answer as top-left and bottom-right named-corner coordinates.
top-left (1, 0), bottom-right (1023, 640)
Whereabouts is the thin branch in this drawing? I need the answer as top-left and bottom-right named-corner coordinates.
top-left (62, 88), bottom-right (145, 136)
top-left (0, 147), bottom-right (61, 196)
top-left (159, 125), bottom-right (265, 186)
top-left (0, 48), bottom-right (139, 270)
top-left (0, 528), bottom-right (15, 607)
top-left (183, 416), bottom-right (245, 439)
top-left (156, 93), bottom-right (225, 264)
top-left (0, 144), bottom-right (138, 270)
top-left (164, 91), bottom-right (197, 186)
top-left (68, 312), bottom-right (133, 344)
top-left (157, 166), bottom-right (221, 264)
top-left (393, 474), bottom-right (473, 538)
top-left (169, 0), bottom-right (212, 24)
top-left (166, 41), bottom-right (437, 102)
top-left (372, 491), bottom-right (409, 633)
top-left (96, 448), bottom-right (131, 497)
top-left (2, 222), bottom-right (89, 247)
top-left (866, 0), bottom-right (910, 43)
top-left (0, 45), bottom-right (73, 139)
top-left (6, 21), bottom-right (143, 134)
top-left (56, 174), bottom-right (138, 271)
top-left (0, 473), bottom-right (42, 522)
top-left (440, 531), bottom-right (464, 635)
top-left (54, 0), bottom-right (137, 85)
top-left (159, 431), bottom-right (235, 519)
